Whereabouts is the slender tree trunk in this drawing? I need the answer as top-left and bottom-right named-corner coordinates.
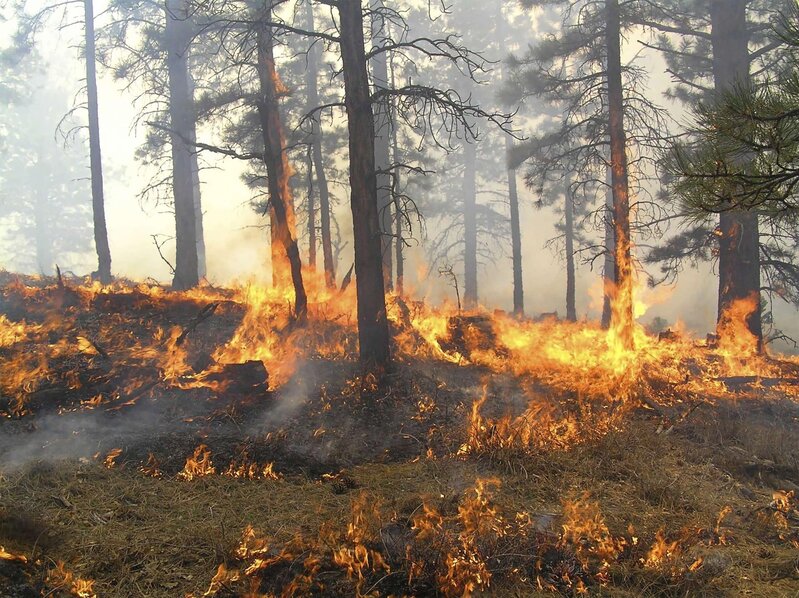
top-left (370, 0), bottom-right (393, 290)
top-left (601, 180), bottom-right (614, 329)
top-left (305, 2), bottom-right (335, 287)
top-left (34, 187), bottom-right (53, 276)
top-left (605, 0), bottom-right (634, 348)
top-left (463, 141), bottom-right (478, 308)
top-left (165, 0), bottom-right (199, 290)
top-left (84, 0), bottom-right (112, 283)
top-left (187, 73), bottom-right (207, 279)
top-left (507, 136), bottom-right (523, 315)
top-left (255, 2), bottom-right (307, 319)
top-left (497, 0), bottom-right (523, 316)
top-left (388, 37), bottom-right (403, 295)
top-left (190, 151), bottom-right (206, 279)
top-left (307, 149), bottom-right (317, 269)
top-left (338, 0), bottom-right (391, 367)
top-left (564, 176), bottom-right (577, 322)
top-left (391, 101), bottom-right (403, 296)
top-left (710, 0), bottom-right (762, 348)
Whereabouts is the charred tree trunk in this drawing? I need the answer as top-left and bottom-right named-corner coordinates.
top-left (338, 0), bottom-right (391, 367)
top-left (305, 2), bottom-right (335, 287)
top-left (601, 174), bottom-right (614, 329)
top-left (255, 3), bottom-right (307, 319)
top-left (370, 0), bottom-right (393, 291)
top-left (507, 136), bottom-right (523, 316)
top-left (84, 0), bottom-right (112, 283)
top-left (165, 0), bottom-right (199, 290)
top-left (564, 176), bottom-right (577, 322)
top-left (605, 0), bottom-right (634, 349)
top-left (710, 0), bottom-right (762, 348)
top-left (463, 140), bottom-right (478, 308)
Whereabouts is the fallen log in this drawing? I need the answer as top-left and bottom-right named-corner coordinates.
top-left (438, 314), bottom-right (507, 359)
top-left (201, 361), bottom-right (269, 395)
top-left (716, 376), bottom-right (799, 390)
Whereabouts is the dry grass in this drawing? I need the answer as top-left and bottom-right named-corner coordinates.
top-left (0, 416), bottom-right (797, 597)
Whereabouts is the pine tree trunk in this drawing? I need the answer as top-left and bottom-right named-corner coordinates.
top-left (34, 187), bottom-right (53, 276)
top-left (710, 0), bottom-right (762, 348)
top-left (507, 136), bottom-right (523, 315)
top-left (165, 0), bottom-right (199, 290)
top-left (338, 0), bottom-right (391, 367)
top-left (256, 2), bottom-right (307, 319)
top-left (370, 0), bottom-right (393, 291)
top-left (191, 152), bottom-right (206, 279)
top-left (605, 0), bottom-right (634, 349)
top-left (187, 73), bottom-right (207, 279)
top-left (497, 0), bottom-right (523, 316)
top-left (564, 176), bottom-right (577, 322)
top-left (391, 107), bottom-right (403, 296)
top-left (307, 149), bottom-right (317, 269)
top-left (389, 41), bottom-right (403, 295)
top-left (463, 141), bottom-right (478, 308)
top-left (305, 2), bottom-right (335, 287)
top-left (601, 173), bottom-right (614, 329)
top-left (84, 0), bottom-right (112, 283)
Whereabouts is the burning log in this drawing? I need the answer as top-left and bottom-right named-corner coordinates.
top-left (201, 360), bottom-right (269, 395)
top-left (716, 376), bottom-right (799, 391)
top-left (438, 314), bottom-right (507, 359)
top-left (657, 329), bottom-right (678, 342)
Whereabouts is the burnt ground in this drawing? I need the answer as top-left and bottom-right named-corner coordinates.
top-left (0, 274), bottom-right (798, 596)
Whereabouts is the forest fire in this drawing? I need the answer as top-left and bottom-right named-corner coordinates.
top-left (2, 0), bottom-right (799, 594)
top-left (1, 273), bottom-right (796, 423)
top-left (0, 272), bottom-right (798, 594)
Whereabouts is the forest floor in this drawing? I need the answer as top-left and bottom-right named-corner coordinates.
top-left (0, 272), bottom-right (798, 597)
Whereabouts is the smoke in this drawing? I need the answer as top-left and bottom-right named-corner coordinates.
top-left (0, 401), bottom-right (165, 471)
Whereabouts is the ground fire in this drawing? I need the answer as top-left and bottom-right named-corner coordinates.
top-left (0, 270), bottom-right (798, 596)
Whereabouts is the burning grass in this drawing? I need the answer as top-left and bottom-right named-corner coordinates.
top-left (0, 272), bottom-right (799, 596)
top-left (1, 425), bottom-right (798, 596)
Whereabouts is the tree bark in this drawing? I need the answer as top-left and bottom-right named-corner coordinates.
top-left (165, 0), bottom-right (199, 290)
top-left (305, 2), bottom-right (335, 287)
top-left (387, 33), bottom-right (403, 295)
top-left (605, 0), bottom-right (634, 348)
top-left (307, 149), bottom-right (317, 269)
top-left (601, 172), bottom-right (614, 329)
top-left (391, 93), bottom-right (403, 296)
top-left (507, 136), bottom-right (523, 316)
top-left (187, 73), bottom-right (207, 279)
top-left (564, 175), bottom-right (576, 322)
top-left (370, 0), bottom-right (393, 291)
top-left (84, 0), bottom-right (112, 283)
top-left (463, 141), bottom-right (478, 308)
top-left (255, 2), bottom-right (307, 319)
top-left (338, 0), bottom-right (391, 367)
top-left (710, 0), bottom-right (762, 348)
top-left (34, 186), bottom-right (53, 276)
